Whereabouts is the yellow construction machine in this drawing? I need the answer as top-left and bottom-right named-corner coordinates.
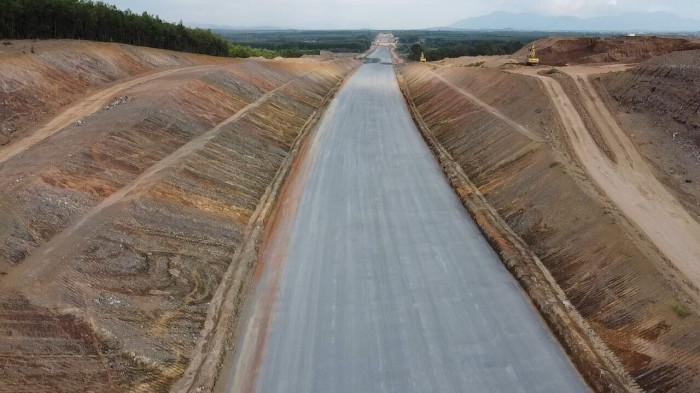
top-left (527, 44), bottom-right (540, 66)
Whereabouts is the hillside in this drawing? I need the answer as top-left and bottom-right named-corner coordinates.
top-left (398, 49), bottom-right (700, 392)
top-left (1, 0), bottom-right (229, 56)
top-left (601, 49), bottom-right (700, 217)
top-left (514, 36), bottom-right (700, 65)
top-left (0, 39), bottom-right (358, 392)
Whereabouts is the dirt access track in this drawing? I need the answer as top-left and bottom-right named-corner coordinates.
top-left (0, 39), bottom-right (359, 392)
top-left (513, 65), bottom-right (700, 292)
top-left (399, 42), bottom-right (700, 391)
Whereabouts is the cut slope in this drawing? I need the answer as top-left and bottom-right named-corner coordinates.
top-left (515, 36), bottom-right (700, 66)
top-left (600, 51), bottom-right (700, 218)
top-left (0, 40), bottom-right (359, 392)
top-left (399, 62), bottom-right (700, 392)
top-left (0, 39), bottom-right (229, 146)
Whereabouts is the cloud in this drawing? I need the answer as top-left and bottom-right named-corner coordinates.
top-left (105, 0), bottom-right (699, 29)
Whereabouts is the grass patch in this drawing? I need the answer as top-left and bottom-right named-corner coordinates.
top-left (672, 303), bottom-right (691, 319)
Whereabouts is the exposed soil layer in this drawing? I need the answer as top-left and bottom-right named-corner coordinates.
top-left (0, 39), bottom-right (233, 147)
top-left (600, 51), bottom-right (700, 218)
top-left (399, 62), bottom-right (700, 392)
top-left (0, 40), bottom-right (358, 392)
top-left (515, 36), bottom-right (700, 66)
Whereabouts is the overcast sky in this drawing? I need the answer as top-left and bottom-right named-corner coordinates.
top-left (105, 0), bottom-right (700, 29)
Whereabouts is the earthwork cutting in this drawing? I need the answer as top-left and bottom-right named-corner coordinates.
top-left (3, 3), bottom-right (700, 393)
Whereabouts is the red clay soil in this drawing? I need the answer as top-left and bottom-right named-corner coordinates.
top-left (515, 36), bottom-right (700, 66)
top-left (0, 40), bottom-right (359, 392)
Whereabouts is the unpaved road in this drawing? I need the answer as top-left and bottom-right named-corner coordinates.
top-left (226, 46), bottom-right (587, 392)
top-left (0, 64), bottom-right (218, 165)
top-left (515, 65), bottom-right (700, 288)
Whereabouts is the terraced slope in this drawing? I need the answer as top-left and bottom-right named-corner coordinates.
top-left (0, 40), bottom-right (358, 392)
top-left (398, 62), bottom-right (700, 392)
top-left (0, 39), bottom-right (233, 147)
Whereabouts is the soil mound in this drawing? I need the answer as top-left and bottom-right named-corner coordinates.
top-left (604, 49), bottom-right (700, 149)
top-left (600, 49), bottom-right (700, 221)
top-left (516, 36), bottom-right (700, 65)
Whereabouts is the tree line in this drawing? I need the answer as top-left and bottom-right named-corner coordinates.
top-left (401, 40), bottom-right (525, 62)
top-left (0, 0), bottom-right (229, 56)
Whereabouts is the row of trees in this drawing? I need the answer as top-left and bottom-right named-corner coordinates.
top-left (0, 0), bottom-right (229, 56)
top-left (402, 40), bottom-right (525, 62)
top-left (423, 40), bottom-right (525, 61)
top-left (228, 44), bottom-right (316, 59)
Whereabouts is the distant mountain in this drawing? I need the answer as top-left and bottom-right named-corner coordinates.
top-left (451, 11), bottom-right (700, 32)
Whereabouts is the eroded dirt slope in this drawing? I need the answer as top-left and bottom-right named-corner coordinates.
top-left (0, 39), bottom-right (233, 147)
top-left (515, 36), bottom-right (700, 66)
top-left (0, 40), bottom-right (358, 392)
top-left (399, 62), bottom-right (700, 392)
top-left (600, 50), bottom-right (700, 218)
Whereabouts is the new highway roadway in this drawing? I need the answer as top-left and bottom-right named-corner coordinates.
top-left (228, 43), bottom-right (589, 392)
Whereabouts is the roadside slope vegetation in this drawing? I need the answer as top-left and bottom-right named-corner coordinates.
top-left (0, 40), bottom-right (358, 392)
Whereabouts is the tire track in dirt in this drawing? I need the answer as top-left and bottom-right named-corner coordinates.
top-left (515, 65), bottom-right (700, 291)
top-left (4, 76), bottom-right (301, 289)
top-left (0, 64), bottom-right (220, 165)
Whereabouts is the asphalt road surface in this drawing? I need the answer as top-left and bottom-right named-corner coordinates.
top-left (244, 46), bottom-right (588, 393)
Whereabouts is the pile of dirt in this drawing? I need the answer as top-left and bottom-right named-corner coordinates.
top-left (0, 40), bottom-right (358, 392)
top-left (600, 50), bottom-right (700, 218)
top-left (516, 36), bottom-right (700, 66)
top-left (399, 62), bottom-right (700, 392)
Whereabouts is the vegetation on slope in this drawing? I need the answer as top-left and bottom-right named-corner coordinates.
top-left (0, 0), bottom-right (229, 56)
top-left (215, 30), bottom-right (375, 54)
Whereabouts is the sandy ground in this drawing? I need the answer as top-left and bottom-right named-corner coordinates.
top-left (0, 65), bottom-right (219, 164)
top-left (0, 40), bottom-right (359, 392)
top-left (5, 77), bottom-right (302, 291)
top-left (422, 70), bottom-right (544, 143)
top-left (514, 64), bottom-right (700, 292)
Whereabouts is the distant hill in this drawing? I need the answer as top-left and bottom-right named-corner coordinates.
top-left (451, 12), bottom-right (700, 32)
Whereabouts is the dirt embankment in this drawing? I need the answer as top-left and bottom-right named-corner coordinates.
top-left (0, 39), bottom-right (232, 147)
top-left (515, 36), bottom-right (700, 66)
top-left (398, 62), bottom-right (700, 392)
top-left (0, 40), bottom-right (359, 392)
top-left (600, 50), bottom-right (700, 218)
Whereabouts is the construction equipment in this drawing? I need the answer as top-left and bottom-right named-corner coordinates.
top-left (527, 44), bottom-right (540, 66)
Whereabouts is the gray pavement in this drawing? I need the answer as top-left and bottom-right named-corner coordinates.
top-left (250, 46), bottom-right (588, 393)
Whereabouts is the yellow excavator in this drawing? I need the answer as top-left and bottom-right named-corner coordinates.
top-left (527, 44), bottom-right (540, 66)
